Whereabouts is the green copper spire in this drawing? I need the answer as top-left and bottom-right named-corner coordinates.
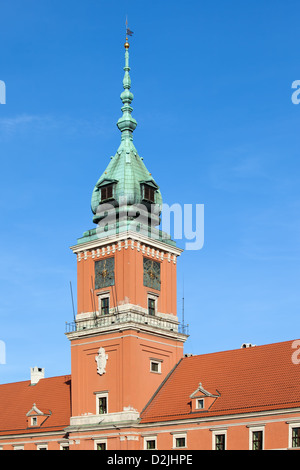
top-left (90, 35), bottom-right (163, 236)
top-left (116, 38), bottom-right (137, 137)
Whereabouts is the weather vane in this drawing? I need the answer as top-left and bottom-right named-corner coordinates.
top-left (125, 17), bottom-right (134, 40)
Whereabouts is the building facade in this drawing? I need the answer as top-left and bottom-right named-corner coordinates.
top-left (1, 36), bottom-right (300, 451)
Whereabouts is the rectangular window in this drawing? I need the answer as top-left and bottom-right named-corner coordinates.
top-left (96, 441), bottom-right (107, 450)
top-left (148, 298), bottom-right (155, 316)
top-left (175, 437), bottom-right (186, 448)
top-left (212, 430), bottom-right (227, 450)
top-left (98, 396), bottom-right (107, 414)
top-left (143, 185), bottom-right (155, 203)
top-left (95, 392), bottom-right (108, 415)
top-left (215, 434), bottom-right (225, 450)
top-left (197, 399), bottom-right (204, 409)
top-left (252, 430), bottom-right (263, 450)
top-left (150, 360), bottom-right (161, 373)
top-left (31, 417), bottom-right (38, 426)
top-left (292, 427), bottom-right (300, 448)
top-left (101, 297), bottom-right (109, 315)
top-left (146, 439), bottom-right (156, 450)
top-left (97, 442), bottom-right (106, 450)
top-left (60, 444), bottom-right (69, 450)
top-left (101, 184), bottom-right (113, 201)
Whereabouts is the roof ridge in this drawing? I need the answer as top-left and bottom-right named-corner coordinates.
top-left (183, 338), bottom-right (298, 360)
top-left (0, 373), bottom-right (71, 387)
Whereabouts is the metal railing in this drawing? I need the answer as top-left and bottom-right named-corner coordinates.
top-left (65, 311), bottom-right (189, 336)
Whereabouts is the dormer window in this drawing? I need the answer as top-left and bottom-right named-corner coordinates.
top-left (101, 184), bottom-right (113, 202)
top-left (26, 403), bottom-right (50, 428)
top-left (95, 178), bottom-right (118, 204)
top-left (141, 181), bottom-right (158, 204)
top-left (144, 185), bottom-right (155, 203)
top-left (189, 382), bottom-right (219, 412)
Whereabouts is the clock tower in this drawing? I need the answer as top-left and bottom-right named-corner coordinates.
top-left (65, 35), bottom-right (188, 435)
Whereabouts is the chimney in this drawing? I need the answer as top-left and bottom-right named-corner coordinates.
top-left (30, 367), bottom-right (45, 385)
top-left (241, 343), bottom-right (256, 349)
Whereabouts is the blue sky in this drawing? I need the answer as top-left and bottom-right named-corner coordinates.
top-left (0, 0), bottom-right (299, 383)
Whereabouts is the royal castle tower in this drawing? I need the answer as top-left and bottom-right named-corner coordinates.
top-left (65, 34), bottom-right (188, 434)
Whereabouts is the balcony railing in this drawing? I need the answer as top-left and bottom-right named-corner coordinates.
top-left (65, 311), bottom-right (189, 336)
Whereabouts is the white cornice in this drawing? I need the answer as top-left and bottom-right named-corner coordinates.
top-left (138, 407), bottom-right (300, 429)
top-left (70, 230), bottom-right (183, 258)
top-left (2, 409), bottom-right (299, 444)
top-left (67, 334), bottom-right (185, 357)
top-left (63, 408), bottom-right (300, 445)
top-left (0, 430), bottom-right (66, 442)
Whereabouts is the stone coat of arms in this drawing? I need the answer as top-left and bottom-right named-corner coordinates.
top-left (95, 347), bottom-right (108, 375)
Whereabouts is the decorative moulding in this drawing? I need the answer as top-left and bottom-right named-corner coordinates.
top-left (71, 231), bottom-right (182, 261)
top-left (26, 403), bottom-right (44, 417)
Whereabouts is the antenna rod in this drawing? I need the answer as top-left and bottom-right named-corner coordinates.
top-left (113, 273), bottom-right (119, 315)
top-left (70, 281), bottom-right (76, 322)
top-left (91, 276), bottom-right (97, 320)
top-left (182, 277), bottom-right (185, 326)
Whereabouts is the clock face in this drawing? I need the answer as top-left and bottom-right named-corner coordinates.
top-left (143, 258), bottom-right (161, 291)
top-left (95, 257), bottom-right (115, 289)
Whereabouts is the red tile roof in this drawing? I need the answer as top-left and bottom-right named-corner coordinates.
top-left (141, 339), bottom-right (300, 423)
top-left (0, 375), bottom-right (71, 436)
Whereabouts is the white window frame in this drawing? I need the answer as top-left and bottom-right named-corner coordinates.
top-left (31, 416), bottom-right (38, 426)
top-left (95, 392), bottom-right (108, 415)
top-left (147, 292), bottom-right (158, 316)
top-left (150, 358), bottom-right (162, 374)
top-left (288, 422), bottom-right (300, 449)
top-left (97, 291), bottom-right (110, 315)
top-left (60, 443), bottom-right (70, 450)
top-left (211, 429), bottom-right (227, 450)
top-left (13, 445), bottom-right (24, 450)
top-left (144, 436), bottom-right (157, 450)
top-left (37, 443), bottom-right (48, 450)
top-left (248, 425), bottom-right (265, 450)
top-left (172, 433), bottom-right (187, 449)
top-left (94, 439), bottom-right (107, 450)
top-left (196, 398), bottom-right (204, 409)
